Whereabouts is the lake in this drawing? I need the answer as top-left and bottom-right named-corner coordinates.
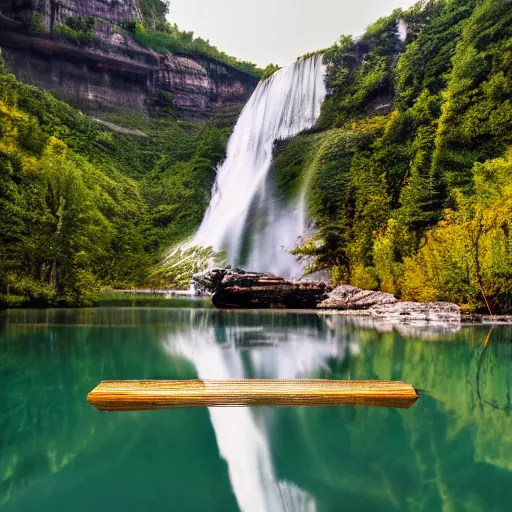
top-left (1, 308), bottom-right (511, 511)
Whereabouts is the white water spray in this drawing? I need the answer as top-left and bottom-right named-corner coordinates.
top-left (397, 19), bottom-right (408, 43)
top-left (191, 55), bottom-right (326, 277)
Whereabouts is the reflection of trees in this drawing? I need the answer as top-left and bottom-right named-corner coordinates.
top-left (272, 318), bottom-right (512, 510)
top-left (1, 323), bottom-right (117, 505)
top-left (476, 327), bottom-right (512, 414)
top-left (3, 310), bottom-right (512, 511)
top-left (0, 309), bottom-right (182, 507)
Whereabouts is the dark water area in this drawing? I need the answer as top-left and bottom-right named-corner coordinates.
top-left (1, 308), bottom-right (511, 511)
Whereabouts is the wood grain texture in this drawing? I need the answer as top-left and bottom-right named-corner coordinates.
top-left (87, 379), bottom-right (419, 411)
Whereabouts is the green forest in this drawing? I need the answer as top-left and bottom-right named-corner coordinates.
top-left (1, 0), bottom-right (512, 312)
top-left (0, 63), bottom-right (238, 306)
top-left (274, 0), bottom-right (512, 313)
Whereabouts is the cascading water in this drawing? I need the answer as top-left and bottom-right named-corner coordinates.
top-left (191, 55), bottom-right (326, 277)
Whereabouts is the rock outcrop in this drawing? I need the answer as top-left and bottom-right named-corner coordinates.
top-left (318, 284), bottom-right (461, 324)
top-left (28, 0), bottom-right (143, 30)
top-left (193, 268), bottom-right (332, 309)
top-left (0, 1), bottom-right (257, 119)
top-left (195, 268), bottom-right (461, 323)
top-left (157, 54), bottom-right (255, 118)
top-left (317, 284), bottom-right (398, 310)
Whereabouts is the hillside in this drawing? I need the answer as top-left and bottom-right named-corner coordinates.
top-left (2, 0), bottom-right (512, 313)
top-left (0, 0), bottom-right (259, 118)
top-left (0, 0), bottom-right (258, 306)
top-left (275, 0), bottom-right (512, 313)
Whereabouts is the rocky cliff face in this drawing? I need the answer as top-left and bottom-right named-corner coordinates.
top-left (0, 1), bottom-right (257, 119)
top-left (31, 0), bottom-right (142, 29)
top-left (157, 54), bottom-right (254, 117)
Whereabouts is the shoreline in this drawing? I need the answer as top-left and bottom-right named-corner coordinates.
top-left (2, 302), bottom-right (512, 325)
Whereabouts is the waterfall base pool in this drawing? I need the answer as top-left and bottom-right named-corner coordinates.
top-left (1, 308), bottom-right (511, 511)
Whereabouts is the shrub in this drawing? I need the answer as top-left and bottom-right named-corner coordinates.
top-left (261, 64), bottom-right (280, 80)
top-left (54, 17), bottom-right (96, 44)
top-left (132, 24), bottom-right (261, 78)
top-left (16, 10), bottom-right (46, 32)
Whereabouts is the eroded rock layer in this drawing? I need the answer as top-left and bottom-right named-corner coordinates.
top-left (0, 17), bottom-right (257, 118)
top-left (193, 268), bottom-right (332, 309)
top-left (317, 284), bottom-right (398, 310)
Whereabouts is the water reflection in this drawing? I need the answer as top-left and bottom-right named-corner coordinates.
top-left (1, 308), bottom-right (512, 512)
top-left (322, 313), bottom-right (463, 339)
top-left (163, 310), bottom-right (347, 512)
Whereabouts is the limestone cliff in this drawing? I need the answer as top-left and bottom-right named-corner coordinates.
top-left (0, 0), bottom-right (258, 119)
top-left (28, 0), bottom-right (142, 30)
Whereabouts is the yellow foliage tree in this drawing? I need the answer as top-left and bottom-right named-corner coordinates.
top-left (401, 151), bottom-right (512, 312)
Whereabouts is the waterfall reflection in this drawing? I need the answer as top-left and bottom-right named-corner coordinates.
top-left (162, 310), bottom-right (350, 512)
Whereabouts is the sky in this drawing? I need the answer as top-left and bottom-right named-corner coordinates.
top-left (168, 0), bottom-right (419, 67)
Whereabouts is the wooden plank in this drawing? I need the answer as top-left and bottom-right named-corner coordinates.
top-left (87, 379), bottom-right (419, 411)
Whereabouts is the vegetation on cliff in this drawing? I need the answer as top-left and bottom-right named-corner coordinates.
top-left (131, 23), bottom-right (261, 78)
top-left (261, 64), bottom-right (281, 81)
top-left (0, 58), bottom-right (232, 306)
top-left (275, 0), bottom-right (512, 313)
top-left (132, 0), bottom-right (261, 77)
top-left (0, 0), bottom-right (261, 78)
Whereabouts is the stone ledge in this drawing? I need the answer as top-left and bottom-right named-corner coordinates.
top-left (193, 268), bottom-right (461, 322)
top-left (369, 301), bottom-right (461, 324)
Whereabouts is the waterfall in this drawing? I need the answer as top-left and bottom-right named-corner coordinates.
top-left (192, 55), bottom-right (326, 277)
top-left (397, 19), bottom-right (408, 43)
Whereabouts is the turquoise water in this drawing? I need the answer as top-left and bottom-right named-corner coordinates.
top-left (1, 308), bottom-right (511, 511)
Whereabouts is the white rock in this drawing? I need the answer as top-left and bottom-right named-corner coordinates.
top-left (369, 301), bottom-right (461, 324)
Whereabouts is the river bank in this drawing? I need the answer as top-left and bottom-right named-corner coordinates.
top-left (0, 290), bottom-right (211, 310)
top-left (3, 287), bottom-right (511, 325)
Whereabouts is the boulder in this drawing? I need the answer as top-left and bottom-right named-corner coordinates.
top-left (192, 268), bottom-right (331, 309)
top-left (192, 267), bottom-right (234, 294)
top-left (317, 285), bottom-right (398, 310)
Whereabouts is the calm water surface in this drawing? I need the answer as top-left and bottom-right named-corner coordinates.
top-left (1, 308), bottom-right (511, 511)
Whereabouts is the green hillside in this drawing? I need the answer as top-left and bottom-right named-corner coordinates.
top-left (277, 0), bottom-right (512, 313)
